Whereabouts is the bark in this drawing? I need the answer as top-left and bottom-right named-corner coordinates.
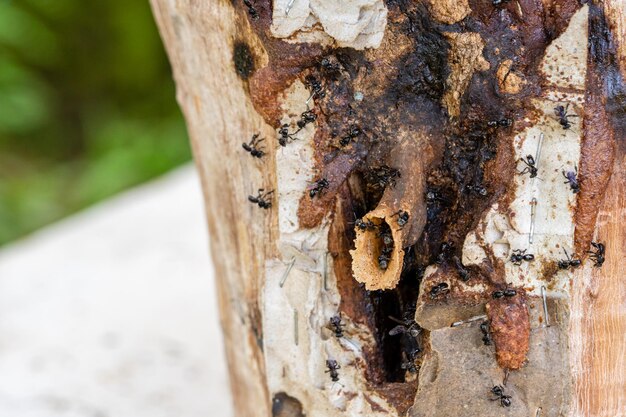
top-left (150, 1), bottom-right (625, 416)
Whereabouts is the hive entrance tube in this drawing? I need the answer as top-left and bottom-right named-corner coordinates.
top-left (351, 210), bottom-right (406, 291)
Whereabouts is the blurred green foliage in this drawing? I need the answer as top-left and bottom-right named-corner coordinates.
top-left (0, 0), bottom-right (191, 245)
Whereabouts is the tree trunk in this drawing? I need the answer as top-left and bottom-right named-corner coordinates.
top-left (150, 1), bottom-right (625, 416)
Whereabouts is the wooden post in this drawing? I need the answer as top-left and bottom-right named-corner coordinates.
top-left (151, 1), bottom-right (625, 415)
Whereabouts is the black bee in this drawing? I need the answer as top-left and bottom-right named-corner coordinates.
top-left (377, 227), bottom-right (394, 270)
top-left (339, 125), bottom-right (362, 146)
top-left (518, 155), bottom-right (538, 178)
top-left (554, 103), bottom-right (578, 130)
top-left (391, 210), bottom-right (409, 228)
top-left (378, 253), bottom-right (391, 270)
top-left (487, 118), bottom-right (512, 128)
top-left (558, 248), bottom-right (582, 269)
top-left (329, 315), bottom-right (345, 338)
top-left (242, 0), bottom-right (259, 20)
top-left (366, 165), bottom-right (401, 190)
top-left (242, 133), bottom-right (265, 158)
top-left (588, 241), bottom-right (605, 267)
top-left (305, 75), bottom-right (325, 102)
top-left (436, 241), bottom-right (454, 264)
top-left (378, 229), bottom-right (393, 247)
top-left (378, 243), bottom-right (394, 270)
top-left (378, 166), bottom-right (401, 188)
top-left (400, 350), bottom-right (420, 374)
top-left (492, 288), bottom-right (517, 298)
top-left (480, 321), bottom-right (492, 346)
top-left (296, 110), bottom-right (317, 130)
top-left (325, 359), bottom-right (340, 382)
top-left (429, 282), bottom-right (450, 299)
top-left (248, 189), bottom-right (273, 209)
top-left (388, 314), bottom-right (421, 338)
top-left (425, 190), bottom-right (447, 204)
top-left (453, 256), bottom-right (471, 281)
top-left (278, 124), bottom-right (297, 147)
top-left (320, 57), bottom-right (342, 78)
top-left (309, 178), bottom-right (329, 198)
top-left (465, 184), bottom-right (488, 196)
top-left (355, 218), bottom-right (377, 231)
top-left (510, 249), bottom-right (535, 265)
top-left (490, 385), bottom-right (512, 407)
top-left (401, 360), bottom-right (419, 374)
top-left (563, 168), bottom-right (580, 193)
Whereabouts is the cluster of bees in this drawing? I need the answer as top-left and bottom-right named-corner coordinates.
top-left (326, 308), bottom-right (422, 383)
top-left (243, 71), bottom-right (353, 208)
top-left (423, 102), bottom-right (606, 409)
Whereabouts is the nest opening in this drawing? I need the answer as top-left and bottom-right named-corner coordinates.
top-left (362, 217), bottom-right (395, 272)
top-left (351, 213), bottom-right (404, 291)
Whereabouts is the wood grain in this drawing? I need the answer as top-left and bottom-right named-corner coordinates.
top-left (570, 3), bottom-right (626, 416)
top-left (150, 1), bottom-right (275, 416)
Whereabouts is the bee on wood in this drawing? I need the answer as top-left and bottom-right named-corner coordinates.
top-left (278, 124), bottom-right (297, 147)
top-left (366, 165), bottom-right (401, 190)
top-left (355, 218), bottom-right (377, 232)
top-left (510, 249), bottom-right (535, 265)
top-left (436, 241), bottom-right (454, 264)
top-left (388, 314), bottom-right (421, 339)
top-left (480, 321), bottom-right (492, 346)
top-left (391, 210), bottom-right (409, 229)
top-left (425, 189), bottom-right (448, 204)
top-left (248, 189), bottom-right (273, 209)
top-left (329, 315), bottom-right (345, 338)
top-left (400, 350), bottom-right (420, 374)
top-left (588, 241), bottom-right (605, 267)
top-left (242, 133), bottom-right (265, 158)
top-left (305, 75), bottom-right (325, 103)
top-left (518, 155), bottom-right (538, 178)
top-left (320, 57), bottom-right (342, 78)
top-left (378, 253), bottom-right (391, 270)
top-left (339, 125), bottom-right (361, 147)
top-left (308, 178), bottom-right (329, 198)
top-left (558, 248), bottom-right (582, 269)
top-left (554, 103), bottom-right (578, 130)
top-left (429, 282), bottom-right (450, 299)
top-left (296, 110), bottom-right (317, 130)
top-left (490, 385), bottom-right (512, 407)
top-left (562, 167), bottom-right (580, 193)
top-left (378, 229), bottom-right (393, 247)
top-left (492, 288), bottom-right (517, 299)
top-left (325, 359), bottom-right (340, 382)
top-left (377, 225), bottom-right (394, 270)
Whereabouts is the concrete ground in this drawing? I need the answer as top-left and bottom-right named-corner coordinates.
top-left (0, 166), bottom-right (233, 417)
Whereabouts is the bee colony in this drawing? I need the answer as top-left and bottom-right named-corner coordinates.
top-left (151, 0), bottom-right (626, 416)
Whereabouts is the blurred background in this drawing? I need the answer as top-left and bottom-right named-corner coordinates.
top-left (0, 1), bottom-right (232, 416)
top-left (0, 0), bottom-right (190, 245)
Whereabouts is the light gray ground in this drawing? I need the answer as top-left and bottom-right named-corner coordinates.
top-left (0, 166), bottom-right (233, 417)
